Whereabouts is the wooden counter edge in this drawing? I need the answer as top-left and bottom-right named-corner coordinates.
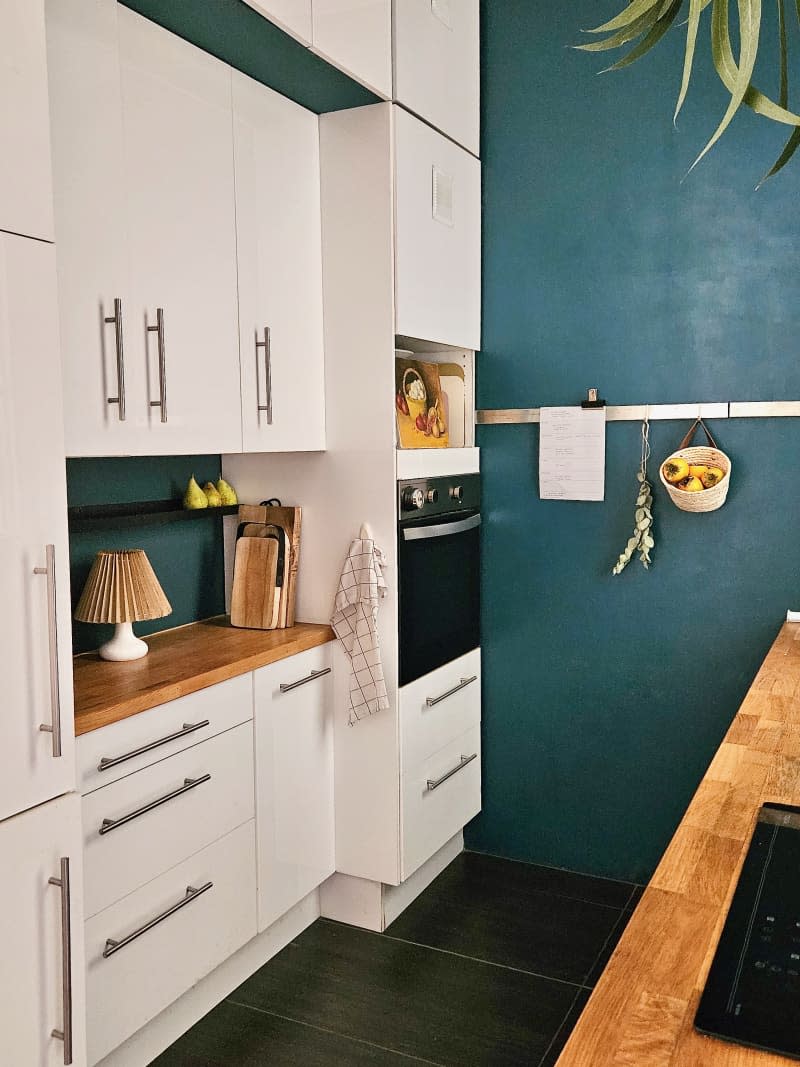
top-left (73, 618), bottom-right (335, 736)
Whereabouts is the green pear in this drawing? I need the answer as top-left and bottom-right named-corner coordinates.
top-left (216, 477), bottom-right (238, 506)
top-left (183, 475), bottom-right (208, 510)
top-left (203, 481), bottom-right (222, 507)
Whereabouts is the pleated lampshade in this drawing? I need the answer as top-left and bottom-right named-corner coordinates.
top-left (75, 550), bottom-right (171, 661)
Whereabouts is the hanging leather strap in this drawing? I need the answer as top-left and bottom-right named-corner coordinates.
top-left (677, 418), bottom-right (718, 450)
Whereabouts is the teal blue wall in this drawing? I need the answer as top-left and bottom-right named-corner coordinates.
top-left (67, 457), bottom-right (226, 654)
top-left (466, 1), bottom-right (800, 882)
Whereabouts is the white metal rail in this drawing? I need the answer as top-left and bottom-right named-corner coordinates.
top-left (476, 401), bottom-right (800, 424)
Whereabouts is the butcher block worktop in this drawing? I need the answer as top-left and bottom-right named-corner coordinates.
top-left (73, 616), bottom-right (334, 735)
top-left (558, 622), bottom-right (800, 1067)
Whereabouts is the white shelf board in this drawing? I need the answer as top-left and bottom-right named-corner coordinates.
top-left (396, 447), bottom-right (480, 480)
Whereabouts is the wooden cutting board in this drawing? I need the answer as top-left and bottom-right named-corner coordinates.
top-left (238, 504), bottom-right (301, 627)
top-left (230, 537), bottom-right (279, 630)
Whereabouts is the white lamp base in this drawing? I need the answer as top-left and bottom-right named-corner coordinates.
top-left (99, 622), bottom-right (149, 662)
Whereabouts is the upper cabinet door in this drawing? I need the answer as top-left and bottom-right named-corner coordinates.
top-left (311, 0), bottom-right (392, 98)
top-left (0, 793), bottom-right (86, 1067)
top-left (0, 234), bottom-right (76, 823)
top-left (242, 0), bottom-right (312, 44)
top-left (119, 8), bottom-right (242, 455)
top-left (394, 107), bottom-right (481, 350)
top-left (393, 0), bottom-right (480, 156)
top-left (233, 70), bottom-right (325, 453)
top-left (0, 0), bottom-right (54, 241)
top-left (46, 0), bottom-right (148, 457)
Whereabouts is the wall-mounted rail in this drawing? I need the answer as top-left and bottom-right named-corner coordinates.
top-left (476, 401), bottom-right (800, 425)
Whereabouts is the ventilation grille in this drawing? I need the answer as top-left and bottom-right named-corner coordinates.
top-left (432, 166), bottom-right (455, 227)
top-left (431, 0), bottom-right (453, 29)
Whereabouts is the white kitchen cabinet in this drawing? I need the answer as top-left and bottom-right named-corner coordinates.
top-left (47, 0), bottom-right (242, 456)
top-left (242, 0), bottom-right (312, 44)
top-left (0, 0), bottom-right (54, 241)
top-left (0, 233), bottom-right (75, 823)
top-left (393, 0), bottom-right (480, 156)
top-left (0, 792), bottom-right (87, 1067)
top-left (254, 643), bottom-right (335, 929)
top-left (233, 70), bottom-right (326, 452)
top-left (118, 7), bottom-right (242, 455)
top-left (394, 106), bottom-right (481, 350)
top-left (312, 0), bottom-right (392, 97)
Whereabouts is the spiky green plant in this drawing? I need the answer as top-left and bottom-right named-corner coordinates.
top-left (577, 0), bottom-right (800, 183)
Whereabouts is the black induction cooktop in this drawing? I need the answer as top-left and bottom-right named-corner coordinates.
top-left (695, 802), bottom-right (800, 1060)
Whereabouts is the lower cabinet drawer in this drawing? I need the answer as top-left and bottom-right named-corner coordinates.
top-left (401, 725), bottom-right (481, 880)
top-left (85, 820), bottom-right (257, 1065)
top-left (400, 648), bottom-right (481, 770)
top-left (77, 673), bottom-right (253, 794)
top-left (82, 722), bottom-right (255, 918)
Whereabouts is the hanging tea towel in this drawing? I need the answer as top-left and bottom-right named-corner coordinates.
top-left (331, 533), bottom-right (390, 725)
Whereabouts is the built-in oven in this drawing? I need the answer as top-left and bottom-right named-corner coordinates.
top-left (397, 473), bottom-right (480, 687)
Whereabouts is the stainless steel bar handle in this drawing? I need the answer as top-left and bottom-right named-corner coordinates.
top-left (48, 857), bottom-right (73, 1065)
top-left (279, 666), bottom-right (331, 694)
top-left (99, 774), bottom-right (211, 836)
top-left (426, 675), bottom-right (478, 708)
top-left (34, 544), bottom-right (62, 758)
top-left (147, 307), bottom-right (168, 423)
top-left (426, 752), bottom-right (478, 792)
top-left (102, 882), bottom-right (213, 959)
top-left (105, 297), bottom-right (126, 421)
top-left (255, 326), bottom-right (273, 424)
top-left (402, 513), bottom-right (481, 541)
top-left (98, 720), bottom-right (210, 772)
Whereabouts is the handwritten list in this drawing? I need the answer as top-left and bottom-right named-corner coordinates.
top-left (539, 407), bottom-right (606, 501)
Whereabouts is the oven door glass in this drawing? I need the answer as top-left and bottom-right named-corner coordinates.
top-left (398, 510), bottom-right (480, 687)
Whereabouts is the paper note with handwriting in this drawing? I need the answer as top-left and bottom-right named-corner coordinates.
top-left (539, 407), bottom-right (606, 501)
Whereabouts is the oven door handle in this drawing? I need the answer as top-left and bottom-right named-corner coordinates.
top-left (401, 514), bottom-right (481, 541)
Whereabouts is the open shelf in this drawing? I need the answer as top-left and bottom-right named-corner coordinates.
top-left (396, 447), bottom-right (480, 480)
top-left (68, 498), bottom-right (239, 531)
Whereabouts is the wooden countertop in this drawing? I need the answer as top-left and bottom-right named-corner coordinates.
top-left (558, 622), bottom-right (800, 1067)
top-left (73, 616), bottom-right (334, 736)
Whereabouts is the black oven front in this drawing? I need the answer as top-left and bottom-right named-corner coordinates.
top-left (397, 474), bottom-right (480, 688)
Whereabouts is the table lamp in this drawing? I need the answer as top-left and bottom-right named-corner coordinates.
top-left (74, 549), bottom-right (172, 661)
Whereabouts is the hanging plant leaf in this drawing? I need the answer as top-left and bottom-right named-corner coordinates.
top-left (575, 6), bottom-right (666, 52)
top-left (758, 124), bottom-right (800, 183)
top-left (602, 0), bottom-right (684, 72)
top-left (588, 0), bottom-right (667, 35)
top-left (778, 0), bottom-right (788, 107)
top-left (675, 0), bottom-right (705, 121)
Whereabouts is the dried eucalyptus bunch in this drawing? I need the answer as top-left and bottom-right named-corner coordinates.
top-left (612, 417), bottom-right (655, 574)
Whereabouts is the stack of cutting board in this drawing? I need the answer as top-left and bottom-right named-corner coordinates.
top-left (230, 501), bottom-right (301, 629)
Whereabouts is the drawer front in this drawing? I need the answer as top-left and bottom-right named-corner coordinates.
top-left (402, 725), bottom-right (481, 880)
top-left (78, 673), bottom-right (253, 794)
top-left (82, 721), bottom-right (255, 918)
top-left (85, 820), bottom-right (257, 1065)
top-left (254, 642), bottom-right (334, 930)
top-left (401, 649), bottom-right (481, 771)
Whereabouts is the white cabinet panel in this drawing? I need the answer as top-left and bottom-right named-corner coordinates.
top-left (242, 0), bottom-right (312, 44)
top-left (312, 0), bottom-right (392, 97)
top-left (46, 0), bottom-right (147, 456)
top-left (119, 8), bottom-right (242, 455)
top-left (77, 673), bottom-right (253, 795)
top-left (393, 0), bottom-right (480, 155)
top-left (394, 107), bottom-right (481, 350)
top-left (0, 234), bottom-right (75, 822)
top-left (233, 70), bottom-right (326, 452)
top-left (0, 0), bottom-right (54, 241)
top-left (254, 643), bottom-right (335, 929)
top-left (0, 793), bottom-right (87, 1067)
top-left (85, 820), bottom-right (257, 1064)
top-left (82, 722), bottom-right (255, 918)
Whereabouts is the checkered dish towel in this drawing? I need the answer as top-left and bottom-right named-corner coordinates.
top-left (331, 536), bottom-right (390, 725)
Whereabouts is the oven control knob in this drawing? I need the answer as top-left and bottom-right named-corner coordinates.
top-left (426, 489), bottom-right (439, 504)
top-left (450, 485), bottom-right (464, 502)
top-left (402, 487), bottom-right (425, 511)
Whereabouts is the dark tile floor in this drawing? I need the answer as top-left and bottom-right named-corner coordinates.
top-left (153, 852), bottom-right (642, 1066)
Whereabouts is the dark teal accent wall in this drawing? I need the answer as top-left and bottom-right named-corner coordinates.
top-left (67, 457), bottom-right (226, 655)
top-left (467, 1), bottom-right (800, 882)
top-left (119, 0), bottom-right (379, 113)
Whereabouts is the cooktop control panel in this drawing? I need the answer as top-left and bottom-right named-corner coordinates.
top-left (695, 802), bottom-right (800, 1060)
top-left (398, 473), bottom-right (480, 520)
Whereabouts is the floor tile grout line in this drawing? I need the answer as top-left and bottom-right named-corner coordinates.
top-left (580, 905), bottom-right (629, 987)
top-left (535, 985), bottom-right (586, 1067)
top-left (224, 998), bottom-right (446, 1066)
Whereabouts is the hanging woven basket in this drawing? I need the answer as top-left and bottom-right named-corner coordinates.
top-left (659, 419), bottom-right (731, 513)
